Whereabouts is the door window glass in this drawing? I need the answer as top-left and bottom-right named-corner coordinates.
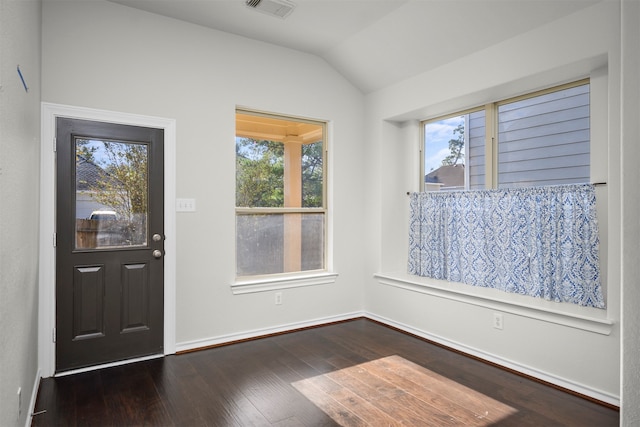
top-left (75, 138), bottom-right (148, 249)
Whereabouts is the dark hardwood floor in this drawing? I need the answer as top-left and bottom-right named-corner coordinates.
top-left (31, 318), bottom-right (618, 426)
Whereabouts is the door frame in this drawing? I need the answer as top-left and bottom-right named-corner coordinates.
top-left (39, 103), bottom-right (177, 377)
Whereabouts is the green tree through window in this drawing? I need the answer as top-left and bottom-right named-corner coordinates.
top-left (235, 111), bottom-right (327, 277)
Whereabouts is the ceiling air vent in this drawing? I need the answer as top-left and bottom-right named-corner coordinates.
top-left (245, 0), bottom-right (296, 19)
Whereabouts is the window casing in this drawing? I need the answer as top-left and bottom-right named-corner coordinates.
top-left (421, 80), bottom-right (590, 190)
top-left (235, 110), bottom-right (327, 278)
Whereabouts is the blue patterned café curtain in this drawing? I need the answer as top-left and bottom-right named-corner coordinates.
top-left (407, 184), bottom-right (605, 308)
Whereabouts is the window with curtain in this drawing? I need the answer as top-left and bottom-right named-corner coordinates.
top-left (413, 81), bottom-right (605, 308)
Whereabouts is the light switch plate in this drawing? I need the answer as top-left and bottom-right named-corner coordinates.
top-left (176, 198), bottom-right (196, 212)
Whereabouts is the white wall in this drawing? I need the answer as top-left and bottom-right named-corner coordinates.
top-left (621, 0), bottom-right (640, 424)
top-left (41, 0), bottom-right (366, 348)
top-left (0, 0), bottom-right (42, 425)
top-left (364, 1), bottom-right (623, 405)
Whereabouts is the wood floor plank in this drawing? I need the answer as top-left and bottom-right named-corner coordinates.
top-left (72, 370), bottom-right (110, 426)
top-left (314, 324), bottom-right (393, 362)
top-left (199, 339), bottom-right (337, 426)
top-left (373, 355), bottom-right (517, 423)
top-left (334, 362), bottom-right (463, 426)
top-left (318, 366), bottom-right (454, 426)
top-left (425, 352), bottom-right (616, 427)
top-left (294, 374), bottom-right (403, 427)
top-left (275, 330), bottom-right (367, 375)
top-left (361, 357), bottom-right (494, 426)
top-left (292, 379), bottom-right (368, 427)
top-left (101, 367), bottom-right (173, 426)
top-left (145, 357), bottom-right (213, 426)
top-left (180, 354), bottom-right (273, 426)
top-left (31, 376), bottom-right (77, 426)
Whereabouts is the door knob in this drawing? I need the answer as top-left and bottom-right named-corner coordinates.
top-left (152, 250), bottom-right (162, 259)
top-left (152, 233), bottom-right (164, 242)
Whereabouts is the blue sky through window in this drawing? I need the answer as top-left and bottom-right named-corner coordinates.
top-left (424, 115), bottom-right (465, 173)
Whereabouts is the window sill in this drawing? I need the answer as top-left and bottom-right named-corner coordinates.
top-left (231, 271), bottom-right (338, 295)
top-left (374, 272), bottom-right (614, 335)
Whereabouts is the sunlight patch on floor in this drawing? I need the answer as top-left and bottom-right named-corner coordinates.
top-left (292, 355), bottom-right (517, 426)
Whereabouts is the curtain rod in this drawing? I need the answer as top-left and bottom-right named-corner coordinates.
top-left (406, 182), bottom-right (608, 195)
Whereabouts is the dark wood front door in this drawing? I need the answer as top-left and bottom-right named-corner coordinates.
top-left (55, 118), bottom-right (164, 372)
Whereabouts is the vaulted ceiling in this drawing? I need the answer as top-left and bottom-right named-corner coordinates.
top-left (107, 0), bottom-right (599, 94)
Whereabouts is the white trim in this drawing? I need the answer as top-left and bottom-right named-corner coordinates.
top-left (365, 312), bottom-right (620, 407)
top-left (176, 311), bottom-right (362, 352)
top-left (374, 272), bottom-right (614, 335)
top-left (53, 354), bottom-right (164, 377)
top-left (26, 369), bottom-right (41, 427)
top-left (38, 103), bottom-right (177, 378)
top-left (231, 271), bottom-right (338, 294)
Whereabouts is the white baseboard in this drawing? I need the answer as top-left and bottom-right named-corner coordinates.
top-left (364, 312), bottom-right (620, 408)
top-left (26, 369), bottom-right (41, 427)
top-left (175, 311), bottom-right (365, 353)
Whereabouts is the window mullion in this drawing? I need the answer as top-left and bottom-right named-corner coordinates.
top-left (236, 207), bottom-right (325, 215)
top-left (464, 114), bottom-right (470, 189)
top-left (484, 103), bottom-right (498, 189)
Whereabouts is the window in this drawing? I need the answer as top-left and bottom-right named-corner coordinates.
top-left (413, 80), bottom-right (605, 309)
top-left (497, 83), bottom-right (590, 187)
top-left (422, 80), bottom-right (590, 190)
top-left (235, 110), bottom-right (326, 277)
top-left (423, 110), bottom-right (485, 191)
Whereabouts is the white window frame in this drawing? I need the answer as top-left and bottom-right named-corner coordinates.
top-left (232, 109), bottom-right (337, 294)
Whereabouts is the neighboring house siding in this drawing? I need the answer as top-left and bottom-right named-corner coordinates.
top-left (468, 110), bottom-right (486, 190)
top-left (76, 191), bottom-right (113, 219)
top-left (425, 165), bottom-right (464, 189)
top-left (497, 84), bottom-right (590, 188)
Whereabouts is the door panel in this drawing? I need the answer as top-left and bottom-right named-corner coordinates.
top-left (56, 118), bottom-right (164, 372)
top-left (72, 265), bottom-right (105, 340)
top-left (121, 262), bottom-right (150, 333)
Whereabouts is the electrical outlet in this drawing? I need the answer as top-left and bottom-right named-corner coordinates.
top-left (493, 312), bottom-right (504, 330)
top-left (275, 292), bottom-right (282, 305)
top-left (17, 387), bottom-right (21, 419)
